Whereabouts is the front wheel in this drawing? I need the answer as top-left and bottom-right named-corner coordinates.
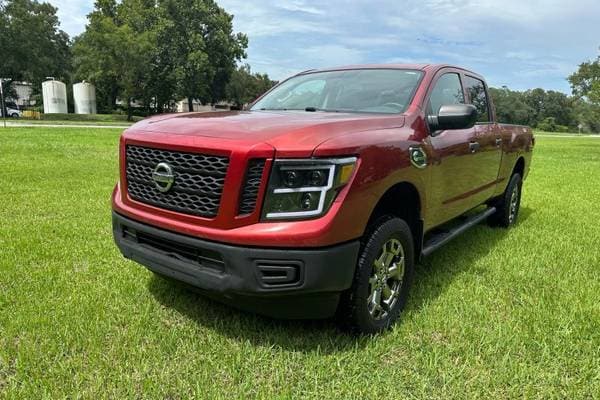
top-left (338, 216), bottom-right (414, 334)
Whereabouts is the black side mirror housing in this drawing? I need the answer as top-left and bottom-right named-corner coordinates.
top-left (428, 104), bottom-right (478, 133)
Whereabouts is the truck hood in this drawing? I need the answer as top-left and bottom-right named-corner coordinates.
top-left (128, 110), bottom-right (405, 156)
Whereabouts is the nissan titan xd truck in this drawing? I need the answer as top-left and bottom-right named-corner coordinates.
top-left (112, 64), bottom-right (534, 333)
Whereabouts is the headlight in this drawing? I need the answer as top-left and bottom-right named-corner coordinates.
top-left (262, 157), bottom-right (357, 220)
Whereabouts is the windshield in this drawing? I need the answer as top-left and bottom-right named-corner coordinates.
top-left (251, 69), bottom-right (423, 114)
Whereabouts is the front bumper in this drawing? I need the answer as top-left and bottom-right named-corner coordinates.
top-left (113, 212), bottom-right (360, 318)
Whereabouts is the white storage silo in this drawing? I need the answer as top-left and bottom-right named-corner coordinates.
top-left (73, 82), bottom-right (97, 114)
top-left (42, 79), bottom-right (68, 114)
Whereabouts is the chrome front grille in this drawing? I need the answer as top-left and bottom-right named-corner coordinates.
top-left (125, 145), bottom-right (229, 218)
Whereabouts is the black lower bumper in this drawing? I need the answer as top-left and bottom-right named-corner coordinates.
top-left (112, 212), bottom-right (360, 318)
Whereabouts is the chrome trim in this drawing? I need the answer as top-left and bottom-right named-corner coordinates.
top-left (409, 146), bottom-right (428, 169)
top-left (152, 162), bottom-right (175, 193)
top-left (264, 157), bottom-right (357, 219)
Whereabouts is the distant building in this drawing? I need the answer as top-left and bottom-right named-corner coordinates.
top-left (175, 99), bottom-right (232, 113)
top-left (11, 82), bottom-right (35, 106)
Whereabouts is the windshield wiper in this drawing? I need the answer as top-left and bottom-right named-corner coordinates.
top-left (305, 107), bottom-right (342, 113)
top-left (258, 107), bottom-right (341, 112)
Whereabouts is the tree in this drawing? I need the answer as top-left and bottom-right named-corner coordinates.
top-left (567, 53), bottom-right (600, 133)
top-left (254, 73), bottom-right (277, 100)
top-left (542, 90), bottom-right (574, 127)
top-left (160, 0), bottom-right (247, 111)
top-left (226, 64), bottom-right (276, 108)
top-left (489, 86), bottom-right (584, 131)
top-left (72, 1), bottom-right (123, 113)
top-left (572, 98), bottom-right (600, 133)
top-left (73, 0), bottom-right (247, 116)
top-left (73, 0), bottom-right (166, 118)
top-left (520, 88), bottom-right (574, 127)
top-left (537, 117), bottom-right (557, 132)
top-left (0, 0), bottom-right (71, 87)
top-left (568, 54), bottom-right (600, 105)
top-left (489, 86), bottom-right (533, 126)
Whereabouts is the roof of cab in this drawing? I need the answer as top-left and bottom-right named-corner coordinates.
top-left (300, 63), bottom-right (479, 76)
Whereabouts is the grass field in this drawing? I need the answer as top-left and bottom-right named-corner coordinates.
top-left (1, 127), bottom-right (599, 398)
top-left (3, 112), bottom-right (140, 127)
top-left (6, 119), bottom-right (133, 127)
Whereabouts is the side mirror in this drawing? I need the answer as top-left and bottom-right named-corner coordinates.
top-left (427, 104), bottom-right (478, 133)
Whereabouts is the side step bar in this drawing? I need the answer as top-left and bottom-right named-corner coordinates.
top-left (421, 207), bottom-right (496, 257)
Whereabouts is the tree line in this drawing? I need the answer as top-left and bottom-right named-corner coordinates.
top-left (490, 84), bottom-right (600, 133)
top-left (1, 0), bottom-right (599, 130)
top-left (0, 0), bottom-right (276, 118)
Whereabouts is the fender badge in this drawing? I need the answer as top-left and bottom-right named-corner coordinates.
top-left (409, 146), bottom-right (428, 169)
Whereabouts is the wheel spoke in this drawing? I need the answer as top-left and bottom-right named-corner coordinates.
top-left (382, 283), bottom-right (392, 299)
top-left (382, 251), bottom-right (395, 268)
top-left (369, 275), bottom-right (378, 288)
top-left (371, 288), bottom-right (381, 306)
top-left (382, 287), bottom-right (398, 311)
top-left (388, 258), bottom-right (405, 279)
top-left (368, 288), bottom-right (383, 318)
top-left (374, 251), bottom-right (386, 271)
top-left (388, 239), bottom-right (402, 256)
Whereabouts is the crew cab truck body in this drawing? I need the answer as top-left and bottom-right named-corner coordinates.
top-left (112, 64), bottom-right (533, 333)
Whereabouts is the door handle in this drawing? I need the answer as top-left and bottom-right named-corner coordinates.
top-left (495, 138), bottom-right (503, 146)
top-left (469, 141), bottom-right (480, 153)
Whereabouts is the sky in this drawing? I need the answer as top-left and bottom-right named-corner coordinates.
top-left (50, 0), bottom-right (600, 93)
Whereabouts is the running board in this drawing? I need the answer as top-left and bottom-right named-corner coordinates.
top-left (421, 207), bottom-right (496, 257)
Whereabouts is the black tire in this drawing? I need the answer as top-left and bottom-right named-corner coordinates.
top-left (337, 216), bottom-right (414, 334)
top-left (488, 173), bottom-right (522, 228)
top-left (10, 113), bottom-right (19, 119)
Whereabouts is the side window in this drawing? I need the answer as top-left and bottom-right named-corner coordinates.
top-left (464, 76), bottom-right (490, 122)
top-left (427, 73), bottom-right (464, 115)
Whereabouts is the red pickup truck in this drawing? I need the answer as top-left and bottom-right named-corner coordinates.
top-left (112, 64), bottom-right (533, 333)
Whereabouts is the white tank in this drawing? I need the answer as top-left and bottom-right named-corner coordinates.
top-left (42, 80), bottom-right (68, 114)
top-left (73, 82), bottom-right (97, 114)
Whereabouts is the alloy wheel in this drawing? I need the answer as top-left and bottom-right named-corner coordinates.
top-left (367, 238), bottom-right (405, 320)
top-left (508, 184), bottom-right (520, 224)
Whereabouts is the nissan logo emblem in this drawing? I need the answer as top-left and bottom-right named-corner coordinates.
top-left (152, 162), bottom-right (175, 193)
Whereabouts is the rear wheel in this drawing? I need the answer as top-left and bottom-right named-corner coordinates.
top-left (488, 173), bottom-right (522, 228)
top-left (338, 216), bottom-right (414, 334)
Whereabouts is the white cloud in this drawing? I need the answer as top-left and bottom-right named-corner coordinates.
top-left (276, 1), bottom-right (325, 15)
top-left (296, 45), bottom-right (365, 67)
top-left (47, 0), bottom-right (92, 37)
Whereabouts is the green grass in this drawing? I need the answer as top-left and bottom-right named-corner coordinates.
top-left (37, 113), bottom-right (143, 123)
top-left (1, 127), bottom-right (599, 398)
top-left (8, 119), bottom-right (134, 127)
top-left (534, 129), bottom-right (600, 137)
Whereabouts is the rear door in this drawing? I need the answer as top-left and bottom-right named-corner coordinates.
top-left (463, 75), bottom-right (502, 201)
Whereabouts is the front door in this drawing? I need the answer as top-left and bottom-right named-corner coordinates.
top-left (424, 71), bottom-right (494, 228)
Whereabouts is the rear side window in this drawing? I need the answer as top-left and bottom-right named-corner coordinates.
top-left (427, 73), bottom-right (464, 115)
top-left (464, 76), bottom-right (490, 122)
